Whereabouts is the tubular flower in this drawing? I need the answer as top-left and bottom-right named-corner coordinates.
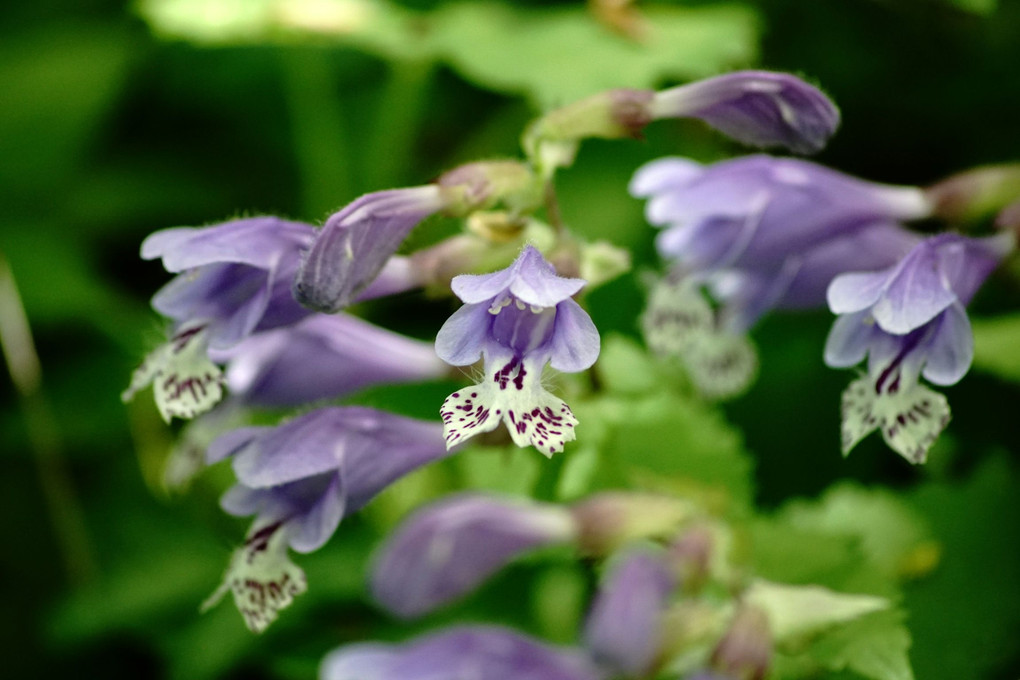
top-left (632, 155), bottom-right (929, 399)
top-left (436, 245), bottom-right (600, 456)
top-left (321, 626), bottom-right (605, 680)
top-left (293, 161), bottom-right (541, 313)
top-left (123, 217), bottom-right (317, 421)
top-left (583, 548), bottom-right (675, 677)
top-left (202, 406), bottom-right (451, 631)
top-left (650, 70), bottom-right (840, 154)
top-left (370, 493), bottom-right (578, 619)
top-left (824, 232), bottom-right (1014, 463)
top-left (212, 313), bottom-right (447, 407)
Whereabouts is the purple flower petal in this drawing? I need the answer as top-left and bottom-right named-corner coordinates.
top-left (435, 302), bottom-right (493, 366)
top-left (651, 71), bottom-right (840, 154)
top-left (451, 246), bottom-right (585, 308)
top-left (141, 217), bottom-right (315, 272)
top-left (548, 298), bottom-right (601, 372)
top-left (293, 186), bottom-right (446, 313)
top-left (321, 626), bottom-right (604, 680)
top-left (920, 302), bottom-right (973, 386)
top-left (629, 157), bottom-right (704, 197)
top-left (823, 310), bottom-right (878, 369)
top-left (583, 549), bottom-right (674, 676)
top-left (218, 314), bottom-right (446, 407)
top-left (370, 494), bottom-right (577, 618)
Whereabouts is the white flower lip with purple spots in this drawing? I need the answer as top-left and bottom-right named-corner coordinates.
top-left (435, 245), bottom-right (600, 456)
top-left (823, 232), bottom-right (1014, 463)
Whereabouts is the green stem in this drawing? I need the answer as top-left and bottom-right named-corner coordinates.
top-left (0, 252), bottom-right (96, 586)
top-left (363, 60), bottom-right (434, 190)
top-left (279, 48), bottom-right (353, 219)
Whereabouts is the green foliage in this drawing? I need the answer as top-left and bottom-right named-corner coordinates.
top-left (138, 0), bottom-right (760, 108)
top-left (971, 312), bottom-right (1020, 383)
top-left (810, 610), bottom-right (915, 680)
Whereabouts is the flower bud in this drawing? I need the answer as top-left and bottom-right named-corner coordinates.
top-left (569, 492), bottom-right (696, 555)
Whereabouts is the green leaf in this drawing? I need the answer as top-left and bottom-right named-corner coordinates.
top-left (425, 2), bottom-right (760, 107)
top-left (811, 610), bottom-right (914, 680)
top-left (903, 456), bottom-right (1020, 680)
top-left (778, 484), bottom-right (931, 580)
top-left (971, 313), bottom-right (1020, 383)
top-left (138, 0), bottom-right (760, 108)
top-left (575, 388), bottom-right (754, 509)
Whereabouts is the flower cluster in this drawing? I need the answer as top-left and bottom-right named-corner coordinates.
top-left (122, 61), bottom-right (1014, 655)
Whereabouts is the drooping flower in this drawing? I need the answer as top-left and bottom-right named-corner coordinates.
top-left (436, 245), bottom-right (600, 456)
top-left (212, 313), bottom-right (448, 407)
top-left (370, 493), bottom-right (578, 619)
top-left (202, 406), bottom-right (451, 631)
top-left (583, 548), bottom-right (675, 677)
top-left (293, 162), bottom-right (541, 313)
top-left (824, 232), bottom-right (1014, 463)
top-left (632, 155), bottom-right (930, 399)
top-left (123, 217), bottom-right (316, 420)
top-left (321, 626), bottom-right (605, 680)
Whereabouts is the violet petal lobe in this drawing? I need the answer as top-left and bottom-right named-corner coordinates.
top-left (920, 301), bottom-right (974, 386)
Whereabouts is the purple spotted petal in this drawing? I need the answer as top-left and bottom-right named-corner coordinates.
top-left (321, 626), bottom-right (604, 680)
top-left (370, 494), bottom-right (577, 619)
top-left (583, 549), bottom-right (674, 676)
top-left (293, 186), bottom-right (446, 313)
top-left (651, 71), bottom-right (840, 154)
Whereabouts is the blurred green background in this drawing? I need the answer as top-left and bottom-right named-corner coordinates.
top-left (2, 1), bottom-right (1019, 678)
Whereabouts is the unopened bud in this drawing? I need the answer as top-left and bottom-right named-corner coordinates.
top-left (569, 492), bottom-right (696, 555)
top-left (926, 163), bottom-right (1020, 224)
top-left (438, 160), bottom-right (542, 216)
top-left (710, 605), bottom-right (772, 680)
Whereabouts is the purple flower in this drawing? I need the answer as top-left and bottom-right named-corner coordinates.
top-left (211, 313), bottom-right (447, 407)
top-left (650, 71), bottom-right (840, 154)
top-left (202, 407), bottom-right (451, 631)
top-left (633, 154), bottom-right (931, 324)
top-left (370, 493), bottom-right (577, 619)
top-left (321, 626), bottom-right (605, 680)
top-left (436, 245), bottom-right (600, 456)
top-left (824, 232), bottom-right (1014, 462)
top-left (583, 548), bottom-right (675, 676)
top-left (293, 187), bottom-right (446, 313)
top-left (144, 217), bottom-right (317, 347)
top-left (123, 217), bottom-right (318, 420)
